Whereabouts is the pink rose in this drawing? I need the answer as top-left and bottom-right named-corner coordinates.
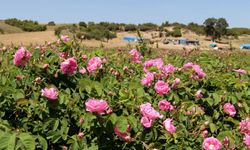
top-left (244, 135), bottom-right (250, 148)
top-left (233, 69), bottom-right (247, 74)
top-left (82, 55), bottom-right (88, 61)
top-left (161, 64), bottom-right (175, 74)
top-left (140, 116), bottom-right (153, 128)
top-left (85, 99), bottom-right (109, 115)
top-left (239, 119), bottom-right (250, 135)
top-left (223, 103), bottom-right (236, 117)
top-left (158, 100), bottom-right (173, 112)
top-left (123, 66), bottom-right (129, 72)
top-left (201, 130), bottom-right (208, 138)
top-left (141, 72), bottom-right (154, 87)
top-left (129, 49), bottom-right (141, 63)
top-left (192, 65), bottom-right (206, 79)
top-left (60, 35), bottom-right (70, 42)
top-left (13, 47), bottom-right (31, 66)
top-left (114, 125), bottom-right (131, 142)
top-left (140, 103), bottom-right (163, 120)
top-left (163, 118), bottom-right (176, 134)
top-left (143, 58), bottom-right (164, 73)
top-left (183, 62), bottom-right (194, 69)
top-left (59, 52), bottom-right (70, 60)
top-left (154, 80), bottom-right (170, 96)
top-left (79, 68), bottom-right (87, 75)
top-left (41, 87), bottom-right (58, 100)
top-left (60, 58), bottom-right (78, 75)
top-left (87, 57), bottom-right (102, 73)
top-left (202, 137), bottom-right (222, 150)
top-left (77, 132), bottom-right (84, 140)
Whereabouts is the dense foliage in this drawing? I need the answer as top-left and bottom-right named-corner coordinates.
top-left (5, 18), bottom-right (47, 32)
top-left (0, 36), bottom-right (250, 150)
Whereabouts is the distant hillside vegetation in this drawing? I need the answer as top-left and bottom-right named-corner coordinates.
top-left (0, 21), bottom-right (24, 34)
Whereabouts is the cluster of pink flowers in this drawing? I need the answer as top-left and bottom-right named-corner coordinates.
top-left (154, 80), bottom-right (170, 96)
top-left (114, 125), bottom-right (131, 142)
top-left (41, 87), bottom-right (58, 100)
top-left (87, 57), bottom-right (102, 73)
top-left (13, 47), bottom-right (31, 66)
top-left (141, 72), bottom-right (154, 87)
top-left (232, 69), bottom-right (247, 74)
top-left (223, 103), bottom-right (236, 117)
top-left (60, 58), bottom-right (78, 75)
top-left (239, 119), bottom-right (250, 148)
top-left (129, 49), bottom-right (141, 63)
top-left (143, 58), bottom-right (164, 73)
top-left (183, 62), bottom-right (206, 79)
top-left (163, 118), bottom-right (176, 134)
top-left (140, 103), bottom-right (163, 128)
top-left (202, 137), bottom-right (222, 150)
top-left (59, 52), bottom-right (70, 60)
top-left (161, 64), bottom-right (175, 75)
top-left (85, 99), bottom-right (110, 115)
top-left (158, 100), bottom-right (174, 112)
top-left (60, 35), bottom-right (70, 42)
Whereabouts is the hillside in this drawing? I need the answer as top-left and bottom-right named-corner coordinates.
top-left (0, 20), bottom-right (24, 34)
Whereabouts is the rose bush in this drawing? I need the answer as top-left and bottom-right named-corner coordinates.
top-left (0, 37), bottom-right (250, 149)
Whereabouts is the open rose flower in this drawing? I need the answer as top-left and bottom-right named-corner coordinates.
top-left (13, 47), bottom-right (31, 66)
top-left (161, 64), bottom-right (175, 74)
top-left (202, 137), bottom-right (222, 150)
top-left (154, 80), bottom-right (170, 96)
top-left (60, 35), bottom-right (70, 42)
top-left (143, 58), bottom-right (164, 73)
top-left (223, 103), bottom-right (236, 117)
top-left (163, 118), bottom-right (176, 134)
top-left (129, 49), bottom-right (141, 63)
top-left (60, 58), bottom-right (78, 75)
top-left (158, 100), bottom-right (174, 112)
top-left (141, 72), bottom-right (154, 87)
top-left (41, 87), bottom-right (58, 100)
top-left (85, 99), bottom-right (109, 115)
top-left (87, 57), bottom-right (102, 73)
top-left (239, 119), bottom-right (250, 135)
top-left (140, 103), bottom-right (163, 128)
top-left (140, 116), bottom-right (153, 128)
top-left (244, 135), bottom-right (250, 148)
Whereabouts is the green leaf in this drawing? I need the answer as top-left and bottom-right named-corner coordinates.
top-left (18, 133), bottom-right (36, 150)
top-left (209, 123), bottom-right (217, 133)
top-left (116, 116), bottom-right (128, 133)
top-left (0, 132), bottom-right (16, 150)
top-left (37, 135), bottom-right (48, 150)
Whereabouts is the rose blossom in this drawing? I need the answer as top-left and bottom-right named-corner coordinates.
top-left (59, 52), bottom-right (69, 60)
top-left (60, 58), bottom-right (78, 75)
top-left (154, 80), bottom-right (170, 96)
top-left (13, 47), bottom-right (31, 66)
top-left (183, 62), bottom-right (194, 69)
top-left (114, 125), bottom-right (131, 142)
top-left (79, 68), bottom-right (87, 75)
top-left (244, 135), bottom-right (250, 148)
top-left (41, 87), bottom-right (58, 100)
top-left (233, 69), bottom-right (247, 74)
top-left (140, 116), bottom-right (153, 128)
top-left (158, 100), bottom-right (173, 112)
top-left (201, 130), bottom-right (208, 138)
top-left (123, 66), bottom-right (129, 72)
top-left (239, 119), bottom-right (250, 135)
top-left (172, 78), bottom-right (181, 89)
top-left (77, 132), bottom-right (84, 140)
top-left (161, 64), bottom-right (175, 74)
top-left (82, 55), bottom-right (88, 61)
top-left (140, 103), bottom-right (163, 120)
top-left (143, 58), bottom-right (164, 73)
top-left (141, 72), bottom-right (154, 87)
top-left (195, 90), bottom-right (203, 99)
top-left (85, 99), bottom-right (109, 115)
top-left (223, 103), bottom-right (236, 117)
top-left (163, 118), bottom-right (176, 134)
top-left (202, 137), bottom-right (222, 150)
top-left (60, 35), bottom-right (70, 42)
top-left (192, 64), bottom-right (206, 79)
top-left (87, 57), bottom-right (102, 73)
top-left (129, 49), bottom-right (141, 63)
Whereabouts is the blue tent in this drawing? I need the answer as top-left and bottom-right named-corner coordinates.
top-left (240, 44), bottom-right (250, 49)
top-left (123, 37), bottom-right (142, 42)
top-left (209, 44), bottom-right (217, 47)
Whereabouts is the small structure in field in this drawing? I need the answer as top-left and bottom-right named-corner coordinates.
top-left (123, 36), bottom-right (143, 42)
top-left (240, 44), bottom-right (250, 49)
top-left (163, 38), bottom-right (199, 45)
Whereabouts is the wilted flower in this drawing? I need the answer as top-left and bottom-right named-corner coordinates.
top-left (85, 99), bottom-right (109, 115)
top-left (202, 137), bottom-right (222, 150)
top-left (87, 57), bottom-right (102, 73)
top-left (223, 103), bottom-right (236, 117)
top-left (41, 87), bottom-right (58, 100)
top-left (60, 58), bottom-right (78, 75)
top-left (163, 118), bottom-right (176, 134)
top-left (154, 80), bottom-right (170, 96)
top-left (16, 75), bottom-right (22, 81)
top-left (13, 47), bottom-right (31, 66)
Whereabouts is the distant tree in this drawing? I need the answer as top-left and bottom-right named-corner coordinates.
top-left (79, 21), bottom-right (87, 28)
top-left (48, 21), bottom-right (56, 26)
top-left (203, 18), bottom-right (229, 41)
top-left (161, 21), bottom-right (169, 27)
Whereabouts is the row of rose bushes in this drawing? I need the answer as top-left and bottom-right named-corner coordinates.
top-left (0, 36), bottom-right (250, 149)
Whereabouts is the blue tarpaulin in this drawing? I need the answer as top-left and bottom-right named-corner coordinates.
top-left (240, 44), bottom-right (250, 49)
top-left (123, 37), bottom-right (142, 42)
top-left (209, 44), bottom-right (217, 47)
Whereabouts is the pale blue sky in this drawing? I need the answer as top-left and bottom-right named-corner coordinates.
top-left (1, 0), bottom-right (249, 27)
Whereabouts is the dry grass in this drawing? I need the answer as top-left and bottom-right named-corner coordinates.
top-left (0, 21), bottom-right (24, 34)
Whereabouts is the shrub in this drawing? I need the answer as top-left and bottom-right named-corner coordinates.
top-left (0, 28), bottom-right (4, 34)
top-left (5, 18), bottom-right (47, 32)
top-left (79, 21), bottom-right (87, 28)
top-left (48, 21), bottom-right (56, 26)
top-left (124, 24), bottom-right (138, 31)
top-left (171, 27), bottom-right (182, 37)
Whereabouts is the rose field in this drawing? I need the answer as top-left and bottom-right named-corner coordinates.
top-left (0, 36), bottom-right (250, 150)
